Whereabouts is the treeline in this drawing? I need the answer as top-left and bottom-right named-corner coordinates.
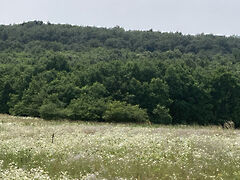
top-left (1, 21), bottom-right (240, 127)
top-left (1, 20), bottom-right (240, 55)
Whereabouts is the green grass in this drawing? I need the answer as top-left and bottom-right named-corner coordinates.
top-left (0, 114), bottom-right (240, 179)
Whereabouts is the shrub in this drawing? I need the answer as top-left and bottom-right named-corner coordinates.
top-left (103, 101), bottom-right (149, 123)
top-left (39, 102), bottom-right (65, 120)
top-left (66, 97), bottom-right (107, 121)
top-left (39, 95), bottom-right (67, 120)
top-left (152, 105), bottom-right (172, 124)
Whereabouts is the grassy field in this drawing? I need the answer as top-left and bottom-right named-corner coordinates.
top-left (0, 114), bottom-right (240, 179)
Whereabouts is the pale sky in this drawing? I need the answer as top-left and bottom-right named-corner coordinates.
top-left (1, 0), bottom-right (239, 35)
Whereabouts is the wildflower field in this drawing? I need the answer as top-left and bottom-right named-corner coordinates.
top-left (0, 114), bottom-right (240, 179)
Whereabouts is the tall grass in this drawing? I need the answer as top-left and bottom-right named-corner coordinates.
top-left (0, 114), bottom-right (240, 179)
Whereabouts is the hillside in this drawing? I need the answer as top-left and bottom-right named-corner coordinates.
top-left (1, 21), bottom-right (240, 54)
top-left (1, 21), bottom-right (240, 126)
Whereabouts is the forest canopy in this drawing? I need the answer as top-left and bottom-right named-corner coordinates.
top-left (1, 21), bottom-right (240, 127)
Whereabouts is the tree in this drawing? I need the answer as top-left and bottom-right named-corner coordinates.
top-left (103, 101), bottom-right (149, 123)
top-left (66, 83), bottom-right (109, 121)
top-left (211, 71), bottom-right (240, 126)
top-left (66, 96), bottom-right (107, 121)
top-left (152, 105), bottom-right (172, 124)
top-left (39, 94), bottom-right (66, 120)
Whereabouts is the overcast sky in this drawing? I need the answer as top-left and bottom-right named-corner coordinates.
top-left (1, 0), bottom-right (239, 35)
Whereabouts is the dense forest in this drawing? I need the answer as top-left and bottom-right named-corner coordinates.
top-left (1, 21), bottom-right (240, 127)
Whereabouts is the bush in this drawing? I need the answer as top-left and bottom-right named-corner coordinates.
top-left (152, 105), bottom-right (172, 124)
top-left (66, 97), bottom-right (107, 121)
top-left (39, 95), bottom-right (67, 120)
top-left (103, 101), bottom-right (149, 123)
top-left (39, 102), bottom-right (65, 120)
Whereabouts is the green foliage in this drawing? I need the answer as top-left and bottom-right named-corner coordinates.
top-left (0, 82), bottom-right (11, 113)
top-left (41, 53), bottom-right (70, 71)
top-left (39, 102), bottom-right (64, 120)
top-left (39, 94), bottom-right (66, 120)
top-left (66, 82), bottom-right (108, 121)
top-left (1, 21), bottom-right (239, 54)
top-left (103, 101), bottom-right (149, 123)
top-left (152, 105), bottom-right (172, 124)
top-left (210, 71), bottom-right (240, 126)
top-left (1, 21), bottom-right (240, 126)
top-left (66, 97), bottom-right (107, 121)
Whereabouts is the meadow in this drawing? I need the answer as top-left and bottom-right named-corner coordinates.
top-left (0, 114), bottom-right (240, 179)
